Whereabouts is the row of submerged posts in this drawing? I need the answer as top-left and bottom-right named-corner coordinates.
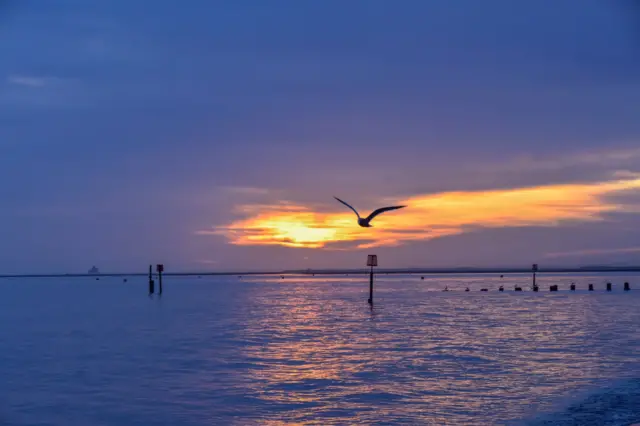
top-left (439, 282), bottom-right (631, 292)
top-left (366, 258), bottom-right (632, 304)
top-left (526, 263), bottom-right (630, 292)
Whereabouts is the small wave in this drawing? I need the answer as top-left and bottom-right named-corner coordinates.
top-left (522, 378), bottom-right (640, 426)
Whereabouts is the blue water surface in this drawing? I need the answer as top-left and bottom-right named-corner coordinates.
top-left (0, 273), bottom-right (639, 425)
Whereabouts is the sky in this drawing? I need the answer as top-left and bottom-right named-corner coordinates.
top-left (1, 0), bottom-right (640, 273)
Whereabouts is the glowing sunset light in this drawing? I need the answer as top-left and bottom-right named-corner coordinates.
top-left (198, 176), bottom-right (640, 249)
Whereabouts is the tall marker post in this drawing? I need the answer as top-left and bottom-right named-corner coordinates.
top-left (148, 264), bottom-right (155, 294)
top-left (367, 254), bottom-right (377, 305)
top-left (532, 263), bottom-right (539, 292)
top-left (157, 264), bottom-right (164, 295)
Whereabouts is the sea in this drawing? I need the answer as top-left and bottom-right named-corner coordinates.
top-left (0, 272), bottom-right (639, 425)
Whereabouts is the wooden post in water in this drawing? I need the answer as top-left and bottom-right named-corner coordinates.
top-left (606, 282), bottom-right (612, 292)
top-left (588, 284), bottom-right (594, 291)
top-left (549, 285), bottom-right (558, 292)
top-left (157, 264), bottom-right (164, 295)
top-left (366, 254), bottom-right (377, 305)
top-left (624, 282), bottom-right (630, 291)
top-left (570, 283), bottom-right (576, 291)
top-left (369, 265), bottom-right (373, 303)
top-left (532, 263), bottom-right (539, 292)
top-left (148, 264), bottom-right (155, 294)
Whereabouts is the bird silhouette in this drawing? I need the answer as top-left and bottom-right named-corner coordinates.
top-left (333, 196), bottom-right (406, 227)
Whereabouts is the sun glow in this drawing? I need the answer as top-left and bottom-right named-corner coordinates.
top-left (198, 177), bottom-right (640, 249)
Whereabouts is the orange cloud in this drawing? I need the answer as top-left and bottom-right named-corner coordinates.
top-left (198, 176), bottom-right (640, 249)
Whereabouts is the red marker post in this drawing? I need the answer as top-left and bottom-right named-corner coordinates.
top-left (367, 255), bottom-right (378, 304)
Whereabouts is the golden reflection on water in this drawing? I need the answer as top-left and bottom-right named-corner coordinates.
top-left (233, 275), bottom-right (640, 424)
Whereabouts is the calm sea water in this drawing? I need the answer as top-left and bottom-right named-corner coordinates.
top-left (1, 273), bottom-right (639, 425)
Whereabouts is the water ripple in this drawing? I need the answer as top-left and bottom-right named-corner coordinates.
top-left (0, 274), bottom-right (639, 425)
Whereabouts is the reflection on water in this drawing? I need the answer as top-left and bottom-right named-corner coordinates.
top-left (0, 274), bottom-right (639, 425)
top-left (234, 275), bottom-right (640, 424)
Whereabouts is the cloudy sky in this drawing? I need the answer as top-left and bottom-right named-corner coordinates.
top-left (1, 0), bottom-right (639, 273)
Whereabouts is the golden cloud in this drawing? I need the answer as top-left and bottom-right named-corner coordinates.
top-left (197, 177), bottom-right (640, 249)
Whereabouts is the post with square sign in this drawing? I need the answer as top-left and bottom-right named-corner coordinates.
top-left (366, 255), bottom-right (377, 304)
top-left (532, 263), bottom-right (538, 292)
top-left (156, 264), bottom-right (164, 295)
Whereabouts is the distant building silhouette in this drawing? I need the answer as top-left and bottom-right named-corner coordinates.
top-left (88, 266), bottom-right (99, 274)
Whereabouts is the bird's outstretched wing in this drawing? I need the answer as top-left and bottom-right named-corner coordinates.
top-left (365, 205), bottom-right (406, 222)
top-left (334, 196), bottom-right (360, 218)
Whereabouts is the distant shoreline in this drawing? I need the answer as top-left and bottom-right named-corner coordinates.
top-left (1, 265), bottom-right (640, 279)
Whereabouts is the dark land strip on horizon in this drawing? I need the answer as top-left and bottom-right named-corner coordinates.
top-left (1, 266), bottom-right (640, 279)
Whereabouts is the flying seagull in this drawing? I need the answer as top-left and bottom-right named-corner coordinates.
top-left (333, 196), bottom-right (406, 227)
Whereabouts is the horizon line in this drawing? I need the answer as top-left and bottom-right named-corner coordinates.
top-left (2, 264), bottom-right (640, 279)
